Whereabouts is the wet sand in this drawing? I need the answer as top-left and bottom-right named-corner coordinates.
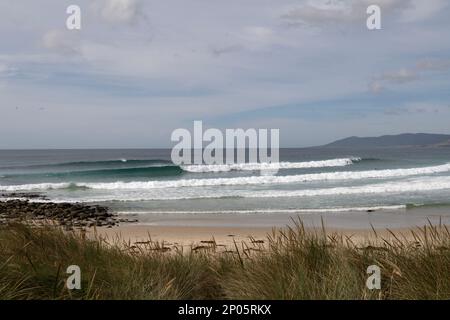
top-left (93, 206), bottom-right (450, 248)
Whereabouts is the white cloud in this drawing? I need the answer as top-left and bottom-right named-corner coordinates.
top-left (385, 103), bottom-right (450, 116)
top-left (1, 0), bottom-right (450, 147)
top-left (380, 68), bottom-right (417, 83)
top-left (210, 44), bottom-right (243, 57)
top-left (369, 58), bottom-right (450, 93)
top-left (400, 0), bottom-right (449, 22)
top-left (281, 0), bottom-right (357, 26)
top-left (0, 63), bottom-right (9, 74)
top-left (42, 30), bottom-right (80, 55)
top-left (242, 26), bottom-right (275, 42)
top-left (369, 68), bottom-right (417, 93)
top-left (368, 80), bottom-right (384, 94)
top-left (417, 58), bottom-right (450, 72)
top-left (280, 0), bottom-right (444, 28)
top-left (93, 0), bottom-right (146, 24)
top-left (234, 26), bottom-right (278, 50)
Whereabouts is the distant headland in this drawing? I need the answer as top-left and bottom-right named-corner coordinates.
top-left (324, 133), bottom-right (450, 148)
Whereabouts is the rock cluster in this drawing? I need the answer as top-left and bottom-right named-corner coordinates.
top-left (0, 200), bottom-right (118, 229)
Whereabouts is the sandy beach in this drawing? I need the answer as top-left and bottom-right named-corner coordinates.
top-left (93, 224), bottom-right (421, 248)
top-left (93, 206), bottom-right (450, 248)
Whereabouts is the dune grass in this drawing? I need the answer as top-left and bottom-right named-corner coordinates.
top-left (0, 220), bottom-right (449, 300)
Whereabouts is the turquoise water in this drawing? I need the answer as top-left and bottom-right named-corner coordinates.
top-left (1, 148), bottom-right (450, 216)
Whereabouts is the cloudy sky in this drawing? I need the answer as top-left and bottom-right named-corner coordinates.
top-left (1, 0), bottom-right (450, 148)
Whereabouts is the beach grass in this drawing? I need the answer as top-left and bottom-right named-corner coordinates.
top-left (0, 220), bottom-right (449, 300)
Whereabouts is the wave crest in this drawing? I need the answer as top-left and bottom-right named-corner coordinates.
top-left (181, 157), bottom-right (361, 172)
top-left (1, 162), bottom-right (450, 191)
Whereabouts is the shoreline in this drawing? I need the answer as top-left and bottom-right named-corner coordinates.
top-left (93, 207), bottom-right (450, 249)
top-left (116, 206), bottom-right (450, 229)
top-left (2, 193), bottom-right (450, 249)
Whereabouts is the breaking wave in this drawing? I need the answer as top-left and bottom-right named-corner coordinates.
top-left (1, 162), bottom-right (450, 191)
top-left (181, 157), bottom-right (361, 172)
top-left (116, 205), bottom-right (407, 215)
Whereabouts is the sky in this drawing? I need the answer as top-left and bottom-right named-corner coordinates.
top-left (0, 0), bottom-right (450, 148)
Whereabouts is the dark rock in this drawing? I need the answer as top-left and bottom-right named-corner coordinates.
top-left (0, 199), bottom-right (124, 228)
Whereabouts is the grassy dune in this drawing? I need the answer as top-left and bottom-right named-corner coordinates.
top-left (0, 220), bottom-right (449, 300)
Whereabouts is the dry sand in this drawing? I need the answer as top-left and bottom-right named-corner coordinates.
top-left (91, 224), bottom-right (429, 251)
top-left (87, 207), bottom-right (450, 250)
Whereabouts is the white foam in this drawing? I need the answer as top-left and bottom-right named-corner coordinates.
top-left (72, 162), bottom-right (450, 190)
top-left (0, 182), bottom-right (71, 192)
top-left (182, 157), bottom-right (361, 172)
top-left (1, 162), bottom-right (450, 191)
top-left (244, 177), bottom-right (450, 198)
top-left (116, 205), bottom-right (407, 215)
top-left (12, 176), bottom-right (450, 203)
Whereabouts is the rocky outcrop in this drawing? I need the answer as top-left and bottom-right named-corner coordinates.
top-left (0, 199), bottom-right (128, 229)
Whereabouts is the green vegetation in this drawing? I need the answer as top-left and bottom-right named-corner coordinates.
top-left (0, 221), bottom-right (449, 300)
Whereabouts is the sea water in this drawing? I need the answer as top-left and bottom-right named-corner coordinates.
top-left (1, 147), bottom-right (450, 222)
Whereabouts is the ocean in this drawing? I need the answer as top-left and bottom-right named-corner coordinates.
top-left (1, 147), bottom-right (450, 225)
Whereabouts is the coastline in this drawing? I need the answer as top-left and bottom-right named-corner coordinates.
top-left (2, 193), bottom-right (450, 249)
top-left (93, 206), bottom-right (450, 249)
top-left (1, 198), bottom-right (450, 300)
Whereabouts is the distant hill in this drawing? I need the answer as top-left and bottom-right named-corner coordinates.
top-left (324, 133), bottom-right (450, 148)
